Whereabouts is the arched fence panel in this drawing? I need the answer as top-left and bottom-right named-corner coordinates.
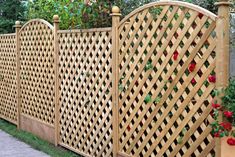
top-left (117, 2), bottom-right (217, 157)
top-left (19, 19), bottom-right (56, 143)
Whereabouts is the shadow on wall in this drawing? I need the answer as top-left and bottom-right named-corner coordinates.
top-left (230, 13), bottom-right (235, 77)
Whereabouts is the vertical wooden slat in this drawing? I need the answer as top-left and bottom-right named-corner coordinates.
top-left (53, 15), bottom-right (60, 146)
top-left (111, 6), bottom-right (121, 157)
top-left (15, 21), bottom-right (21, 129)
top-left (215, 1), bottom-right (232, 157)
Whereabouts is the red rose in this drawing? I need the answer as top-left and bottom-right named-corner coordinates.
top-left (188, 63), bottom-right (196, 72)
top-left (191, 78), bottom-right (196, 84)
top-left (212, 103), bottom-right (221, 109)
top-left (173, 51), bottom-right (179, 60)
top-left (198, 13), bottom-right (204, 19)
top-left (208, 75), bottom-right (216, 83)
top-left (220, 122), bottom-right (232, 131)
top-left (214, 132), bottom-right (220, 137)
top-left (224, 111), bottom-right (233, 118)
top-left (227, 138), bottom-right (235, 146)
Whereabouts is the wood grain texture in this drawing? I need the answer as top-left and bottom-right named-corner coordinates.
top-left (0, 34), bottom-right (17, 124)
top-left (118, 3), bottom-right (217, 157)
top-left (20, 114), bottom-right (55, 144)
top-left (19, 20), bottom-right (55, 126)
top-left (58, 28), bottom-right (113, 157)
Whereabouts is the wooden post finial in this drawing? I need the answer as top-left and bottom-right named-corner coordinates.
top-left (215, 0), bottom-right (232, 6)
top-left (53, 15), bottom-right (60, 23)
top-left (111, 6), bottom-right (121, 16)
top-left (112, 6), bottom-right (120, 13)
top-left (15, 21), bottom-right (21, 28)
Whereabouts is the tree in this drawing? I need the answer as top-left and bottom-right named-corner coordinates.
top-left (26, 0), bottom-right (113, 29)
top-left (0, 0), bottom-right (25, 34)
top-left (25, 0), bottom-right (230, 30)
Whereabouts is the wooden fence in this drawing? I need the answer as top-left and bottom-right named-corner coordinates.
top-left (0, 1), bottom-right (232, 157)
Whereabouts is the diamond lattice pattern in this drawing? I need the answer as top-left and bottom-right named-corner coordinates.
top-left (118, 4), bottom-right (216, 157)
top-left (20, 20), bottom-right (55, 125)
top-left (58, 29), bottom-right (113, 157)
top-left (0, 34), bottom-right (17, 124)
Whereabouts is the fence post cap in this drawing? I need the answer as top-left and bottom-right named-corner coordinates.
top-left (215, 0), bottom-right (232, 6)
top-left (14, 21), bottom-right (21, 28)
top-left (15, 21), bottom-right (20, 25)
top-left (53, 15), bottom-right (60, 23)
top-left (112, 6), bottom-right (120, 14)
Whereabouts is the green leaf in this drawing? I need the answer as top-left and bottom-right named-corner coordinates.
top-left (118, 84), bottom-right (124, 91)
top-left (210, 121), bottom-right (219, 127)
top-left (220, 131), bottom-right (226, 137)
top-left (144, 94), bottom-right (152, 103)
top-left (177, 136), bottom-right (183, 144)
top-left (145, 61), bottom-right (153, 71)
top-left (154, 96), bottom-right (161, 104)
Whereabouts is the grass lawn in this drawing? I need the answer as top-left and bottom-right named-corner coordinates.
top-left (0, 119), bottom-right (81, 157)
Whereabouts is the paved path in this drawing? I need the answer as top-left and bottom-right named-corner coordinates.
top-left (0, 130), bottom-right (49, 157)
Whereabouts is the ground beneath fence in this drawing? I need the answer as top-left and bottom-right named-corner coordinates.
top-left (0, 130), bottom-right (49, 157)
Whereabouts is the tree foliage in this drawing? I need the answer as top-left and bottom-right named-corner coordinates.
top-left (0, 0), bottom-right (25, 33)
top-left (2, 0), bottom-right (232, 31)
top-left (26, 0), bottom-right (113, 29)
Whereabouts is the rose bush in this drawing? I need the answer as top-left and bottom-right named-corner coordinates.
top-left (211, 78), bottom-right (235, 145)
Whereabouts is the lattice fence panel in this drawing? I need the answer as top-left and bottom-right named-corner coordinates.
top-left (20, 20), bottom-right (55, 125)
top-left (118, 4), bottom-right (217, 157)
top-left (0, 34), bottom-right (17, 124)
top-left (58, 28), bottom-right (113, 157)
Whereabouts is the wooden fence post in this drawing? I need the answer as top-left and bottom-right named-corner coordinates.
top-left (215, 0), bottom-right (232, 157)
top-left (111, 6), bottom-right (121, 157)
top-left (15, 21), bottom-right (21, 129)
top-left (53, 15), bottom-right (60, 146)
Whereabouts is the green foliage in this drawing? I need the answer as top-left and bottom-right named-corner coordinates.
top-left (179, 0), bottom-right (217, 13)
top-left (144, 94), bottom-right (152, 103)
top-left (145, 61), bottom-right (153, 71)
top-left (0, 119), bottom-right (80, 157)
top-left (0, 0), bottom-right (25, 33)
top-left (115, 0), bottom-right (154, 16)
top-left (26, 0), bottom-right (113, 29)
top-left (222, 78), bottom-right (235, 125)
top-left (26, 0), bottom-right (81, 29)
top-left (24, 0), bottom-right (221, 30)
top-left (154, 96), bottom-right (161, 104)
top-left (177, 128), bottom-right (187, 144)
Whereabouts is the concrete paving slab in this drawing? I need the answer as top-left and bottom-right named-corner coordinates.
top-left (0, 130), bottom-right (50, 157)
